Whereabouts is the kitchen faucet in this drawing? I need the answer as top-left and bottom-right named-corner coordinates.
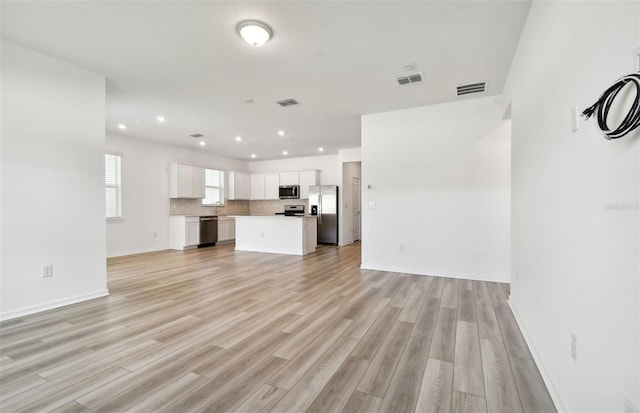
top-left (213, 200), bottom-right (222, 215)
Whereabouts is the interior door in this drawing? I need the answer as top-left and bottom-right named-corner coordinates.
top-left (352, 177), bottom-right (361, 241)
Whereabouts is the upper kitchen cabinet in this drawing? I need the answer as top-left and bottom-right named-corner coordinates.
top-left (299, 170), bottom-right (320, 199)
top-left (265, 173), bottom-right (279, 199)
top-left (279, 171), bottom-right (299, 186)
top-left (250, 174), bottom-right (266, 200)
top-left (227, 171), bottom-right (250, 200)
top-left (250, 173), bottom-right (280, 200)
top-left (169, 163), bottom-right (205, 198)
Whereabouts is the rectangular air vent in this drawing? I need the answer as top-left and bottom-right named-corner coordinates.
top-left (189, 133), bottom-right (204, 138)
top-left (275, 98), bottom-right (299, 107)
top-left (395, 72), bottom-right (423, 86)
top-left (457, 81), bottom-right (487, 96)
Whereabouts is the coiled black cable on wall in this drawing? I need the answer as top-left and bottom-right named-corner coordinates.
top-left (582, 72), bottom-right (640, 140)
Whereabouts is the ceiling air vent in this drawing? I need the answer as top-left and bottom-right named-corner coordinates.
top-left (395, 72), bottom-right (423, 86)
top-left (189, 133), bottom-right (204, 138)
top-left (457, 81), bottom-right (487, 96)
top-left (275, 98), bottom-right (299, 107)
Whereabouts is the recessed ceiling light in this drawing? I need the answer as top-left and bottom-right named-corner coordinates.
top-left (318, 147), bottom-right (324, 152)
top-left (156, 116), bottom-right (166, 122)
top-left (118, 124), bottom-right (127, 130)
top-left (251, 154), bottom-right (257, 158)
top-left (242, 98), bottom-right (254, 104)
top-left (282, 150), bottom-right (288, 156)
top-left (199, 141), bottom-right (206, 146)
top-left (235, 136), bottom-right (242, 142)
top-left (237, 20), bottom-right (273, 47)
top-left (278, 130), bottom-right (285, 136)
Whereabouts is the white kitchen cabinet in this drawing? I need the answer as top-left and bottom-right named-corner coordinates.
top-left (265, 173), bottom-right (280, 199)
top-left (169, 216), bottom-right (200, 250)
top-left (218, 216), bottom-right (236, 242)
top-left (299, 170), bottom-right (320, 199)
top-left (279, 171), bottom-right (299, 186)
top-left (169, 163), bottom-right (205, 199)
top-left (227, 171), bottom-right (250, 200)
top-left (250, 174), bottom-right (266, 200)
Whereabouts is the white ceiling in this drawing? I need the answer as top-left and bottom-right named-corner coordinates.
top-left (1, 1), bottom-right (530, 161)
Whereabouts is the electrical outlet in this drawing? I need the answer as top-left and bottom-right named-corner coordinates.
top-left (399, 244), bottom-right (405, 252)
top-left (42, 264), bottom-right (53, 278)
top-left (571, 334), bottom-right (577, 361)
top-left (368, 201), bottom-right (376, 209)
top-left (626, 399), bottom-right (639, 413)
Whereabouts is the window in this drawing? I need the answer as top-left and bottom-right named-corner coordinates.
top-left (105, 153), bottom-right (122, 220)
top-left (202, 168), bottom-right (225, 206)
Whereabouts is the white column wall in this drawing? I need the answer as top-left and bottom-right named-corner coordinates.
top-left (504, 2), bottom-right (640, 411)
top-left (361, 95), bottom-right (511, 282)
top-left (1, 40), bottom-right (108, 319)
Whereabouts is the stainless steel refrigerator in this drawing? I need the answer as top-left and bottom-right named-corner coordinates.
top-left (309, 185), bottom-right (339, 245)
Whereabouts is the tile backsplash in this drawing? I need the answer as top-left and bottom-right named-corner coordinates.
top-left (170, 199), bottom-right (250, 216)
top-left (250, 199), bottom-right (309, 215)
top-left (170, 198), bottom-right (309, 216)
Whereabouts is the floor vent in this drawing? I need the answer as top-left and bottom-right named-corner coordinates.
top-left (189, 133), bottom-right (204, 138)
top-left (275, 98), bottom-right (299, 107)
top-left (457, 81), bottom-right (487, 96)
top-left (395, 72), bottom-right (423, 85)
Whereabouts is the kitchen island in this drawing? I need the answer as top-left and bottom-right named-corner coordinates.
top-left (232, 215), bottom-right (317, 256)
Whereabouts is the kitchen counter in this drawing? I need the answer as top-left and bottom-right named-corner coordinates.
top-left (231, 215), bottom-right (317, 255)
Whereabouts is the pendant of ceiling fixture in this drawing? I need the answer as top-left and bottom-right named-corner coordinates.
top-left (236, 20), bottom-right (273, 47)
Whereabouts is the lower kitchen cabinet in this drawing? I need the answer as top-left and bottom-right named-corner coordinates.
top-left (218, 216), bottom-right (236, 242)
top-left (169, 216), bottom-right (200, 250)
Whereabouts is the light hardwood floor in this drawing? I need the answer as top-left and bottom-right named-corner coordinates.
top-left (0, 243), bottom-right (556, 413)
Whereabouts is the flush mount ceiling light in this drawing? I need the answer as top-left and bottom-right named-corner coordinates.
top-left (118, 124), bottom-right (127, 130)
top-left (237, 20), bottom-right (272, 47)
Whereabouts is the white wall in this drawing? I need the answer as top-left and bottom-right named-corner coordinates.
top-left (504, 2), bottom-right (639, 412)
top-left (338, 147), bottom-right (361, 164)
top-left (105, 134), bottom-right (247, 257)
top-left (1, 40), bottom-right (108, 319)
top-left (361, 96), bottom-right (511, 282)
top-left (248, 154), bottom-right (340, 185)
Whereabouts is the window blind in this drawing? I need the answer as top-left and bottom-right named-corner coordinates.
top-left (105, 154), bottom-right (122, 219)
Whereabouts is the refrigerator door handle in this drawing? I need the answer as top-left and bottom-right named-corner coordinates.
top-left (318, 194), bottom-right (322, 225)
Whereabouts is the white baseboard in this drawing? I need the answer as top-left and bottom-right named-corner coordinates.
top-left (107, 246), bottom-right (167, 258)
top-left (339, 240), bottom-right (354, 246)
top-left (0, 289), bottom-right (110, 321)
top-left (508, 299), bottom-right (567, 413)
top-left (359, 263), bottom-right (510, 283)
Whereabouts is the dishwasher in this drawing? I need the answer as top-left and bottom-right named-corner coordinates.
top-left (198, 216), bottom-right (218, 247)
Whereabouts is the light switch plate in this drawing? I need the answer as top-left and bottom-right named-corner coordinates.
top-left (571, 106), bottom-right (579, 133)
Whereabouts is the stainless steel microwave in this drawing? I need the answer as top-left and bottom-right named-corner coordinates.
top-left (279, 185), bottom-right (300, 199)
